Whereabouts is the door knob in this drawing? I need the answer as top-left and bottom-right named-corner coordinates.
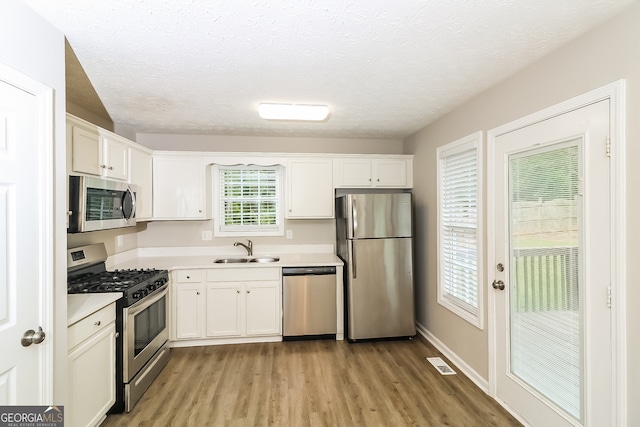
top-left (492, 280), bottom-right (505, 291)
top-left (21, 327), bottom-right (46, 347)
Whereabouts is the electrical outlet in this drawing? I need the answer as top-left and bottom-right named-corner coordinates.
top-left (202, 230), bottom-right (213, 240)
top-left (286, 230), bottom-right (293, 239)
top-left (116, 235), bottom-right (123, 247)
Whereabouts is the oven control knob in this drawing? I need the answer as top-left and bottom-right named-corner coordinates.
top-left (149, 284), bottom-right (157, 291)
top-left (132, 291), bottom-right (141, 299)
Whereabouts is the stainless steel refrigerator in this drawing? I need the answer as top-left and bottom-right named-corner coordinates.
top-left (336, 192), bottom-right (415, 341)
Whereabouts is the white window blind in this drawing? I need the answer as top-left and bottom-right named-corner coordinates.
top-left (437, 132), bottom-right (482, 327)
top-left (509, 141), bottom-right (582, 420)
top-left (216, 166), bottom-right (282, 235)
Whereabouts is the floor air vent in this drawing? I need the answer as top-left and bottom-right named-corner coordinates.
top-left (427, 357), bottom-right (457, 375)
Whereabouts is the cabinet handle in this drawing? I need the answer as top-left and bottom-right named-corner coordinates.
top-left (100, 164), bottom-right (107, 169)
top-left (198, 209), bottom-right (202, 213)
top-left (108, 166), bottom-right (114, 170)
top-left (94, 320), bottom-right (101, 326)
top-left (377, 178), bottom-right (380, 182)
top-left (247, 290), bottom-right (251, 294)
top-left (186, 276), bottom-right (190, 279)
top-left (196, 291), bottom-right (200, 295)
top-left (237, 290), bottom-right (240, 294)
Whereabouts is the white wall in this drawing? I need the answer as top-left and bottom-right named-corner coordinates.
top-left (404, 3), bottom-right (640, 423)
top-left (1, 0), bottom-right (67, 405)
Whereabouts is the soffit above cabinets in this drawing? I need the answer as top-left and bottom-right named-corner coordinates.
top-left (24, 0), bottom-right (635, 139)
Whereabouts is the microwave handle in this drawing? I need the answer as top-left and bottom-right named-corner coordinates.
top-left (122, 186), bottom-right (137, 222)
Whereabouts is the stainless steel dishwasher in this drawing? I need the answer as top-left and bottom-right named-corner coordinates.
top-left (282, 266), bottom-right (337, 338)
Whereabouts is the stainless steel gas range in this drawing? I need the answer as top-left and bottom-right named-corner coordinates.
top-left (67, 243), bottom-right (170, 413)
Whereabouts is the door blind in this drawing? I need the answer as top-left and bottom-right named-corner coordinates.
top-left (440, 148), bottom-right (479, 313)
top-left (508, 142), bottom-right (582, 420)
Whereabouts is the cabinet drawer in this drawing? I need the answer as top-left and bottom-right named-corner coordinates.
top-left (207, 267), bottom-right (280, 282)
top-left (175, 270), bottom-right (203, 283)
top-left (68, 302), bottom-right (116, 350)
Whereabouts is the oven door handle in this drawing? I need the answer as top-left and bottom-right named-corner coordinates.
top-left (126, 286), bottom-right (168, 316)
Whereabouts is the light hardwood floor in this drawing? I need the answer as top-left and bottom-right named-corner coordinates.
top-left (102, 337), bottom-right (521, 426)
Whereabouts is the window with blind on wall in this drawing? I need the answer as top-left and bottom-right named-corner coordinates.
top-left (213, 165), bottom-right (284, 237)
top-left (437, 131), bottom-right (484, 329)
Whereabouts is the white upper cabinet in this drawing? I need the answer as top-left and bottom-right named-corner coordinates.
top-left (129, 145), bottom-right (153, 221)
top-left (100, 132), bottom-right (129, 181)
top-left (153, 153), bottom-right (210, 220)
top-left (334, 156), bottom-right (413, 188)
top-left (67, 114), bottom-right (129, 181)
top-left (70, 125), bottom-right (101, 176)
top-left (286, 158), bottom-right (334, 219)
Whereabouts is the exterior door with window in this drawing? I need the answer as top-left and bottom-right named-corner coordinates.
top-left (491, 100), bottom-right (611, 426)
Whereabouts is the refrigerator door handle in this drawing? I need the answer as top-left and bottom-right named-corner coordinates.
top-left (351, 242), bottom-right (357, 279)
top-left (352, 199), bottom-right (357, 236)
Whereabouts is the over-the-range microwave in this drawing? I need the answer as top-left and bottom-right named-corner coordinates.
top-left (68, 175), bottom-right (137, 233)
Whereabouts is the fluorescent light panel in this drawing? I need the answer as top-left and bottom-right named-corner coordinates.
top-left (258, 103), bottom-right (329, 121)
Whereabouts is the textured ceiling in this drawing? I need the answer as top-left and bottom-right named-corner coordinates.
top-left (23, 0), bottom-right (635, 139)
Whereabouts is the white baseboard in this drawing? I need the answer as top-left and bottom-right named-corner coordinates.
top-left (415, 322), bottom-right (489, 393)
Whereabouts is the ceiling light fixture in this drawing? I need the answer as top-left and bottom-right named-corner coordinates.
top-left (258, 103), bottom-right (329, 121)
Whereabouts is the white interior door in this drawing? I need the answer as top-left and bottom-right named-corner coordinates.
top-left (491, 100), bottom-right (611, 426)
top-left (0, 64), bottom-right (53, 404)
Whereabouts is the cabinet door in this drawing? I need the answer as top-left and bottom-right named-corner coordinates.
top-left (245, 282), bottom-right (280, 336)
top-left (68, 323), bottom-right (116, 427)
top-left (336, 159), bottom-right (372, 187)
top-left (71, 126), bottom-right (101, 175)
top-left (153, 155), bottom-right (207, 219)
top-left (175, 284), bottom-right (203, 339)
top-left (103, 135), bottom-right (129, 181)
top-left (129, 147), bottom-right (153, 220)
top-left (373, 159), bottom-right (408, 187)
top-left (287, 159), bottom-right (334, 218)
top-left (206, 283), bottom-right (243, 337)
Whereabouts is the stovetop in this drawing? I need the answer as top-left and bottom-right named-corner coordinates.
top-left (68, 268), bottom-right (169, 307)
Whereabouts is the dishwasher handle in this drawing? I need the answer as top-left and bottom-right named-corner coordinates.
top-left (282, 266), bottom-right (336, 276)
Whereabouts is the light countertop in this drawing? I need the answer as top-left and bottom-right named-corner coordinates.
top-left (109, 252), bottom-right (343, 271)
top-left (68, 293), bottom-right (122, 326)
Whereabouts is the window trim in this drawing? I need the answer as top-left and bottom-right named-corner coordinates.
top-left (436, 131), bottom-right (484, 329)
top-left (212, 164), bottom-right (284, 237)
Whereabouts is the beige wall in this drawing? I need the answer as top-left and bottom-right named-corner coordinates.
top-left (136, 219), bottom-right (334, 249)
top-left (136, 133), bottom-right (403, 154)
top-left (404, 3), bottom-right (640, 423)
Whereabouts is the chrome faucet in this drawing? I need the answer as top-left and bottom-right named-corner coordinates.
top-left (234, 239), bottom-right (253, 256)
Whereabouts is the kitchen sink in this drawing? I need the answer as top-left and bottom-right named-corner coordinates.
top-left (213, 257), bottom-right (249, 263)
top-left (213, 256), bottom-right (280, 264)
top-left (249, 256), bottom-right (280, 263)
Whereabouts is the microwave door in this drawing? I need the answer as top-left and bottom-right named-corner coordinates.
top-left (122, 186), bottom-right (136, 222)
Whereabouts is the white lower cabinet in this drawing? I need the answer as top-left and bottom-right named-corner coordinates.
top-left (205, 283), bottom-right (242, 337)
top-left (67, 302), bottom-right (116, 427)
top-left (173, 267), bottom-right (281, 343)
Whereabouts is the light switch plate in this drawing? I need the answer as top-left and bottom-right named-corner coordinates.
top-left (286, 230), bottom-right (293, 239)
top-left (202, 230), bottom-right (213, 240)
